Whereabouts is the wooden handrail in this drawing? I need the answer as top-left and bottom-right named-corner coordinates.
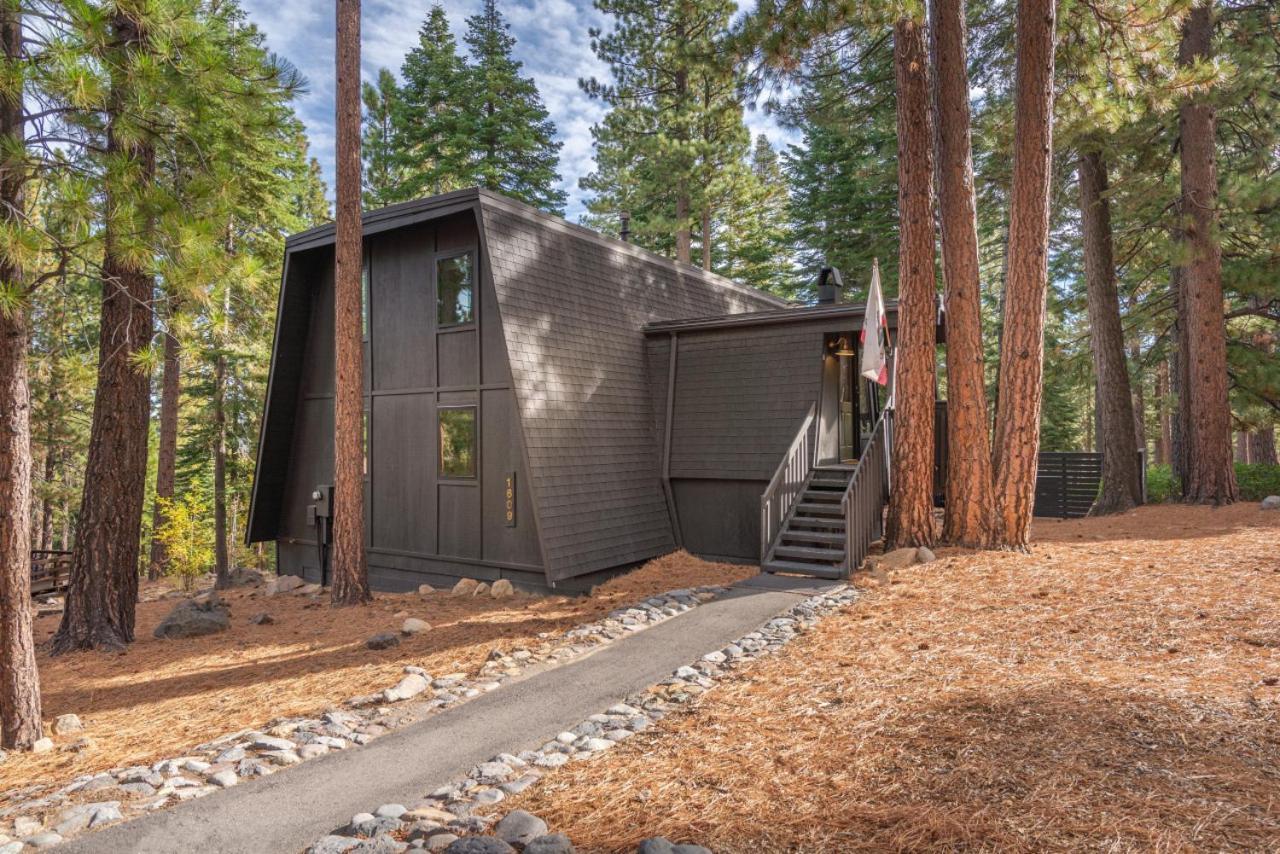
top-left (840, 409), bottom-right (892, 576)
top-left (760, 403), bottom-right (816, 563)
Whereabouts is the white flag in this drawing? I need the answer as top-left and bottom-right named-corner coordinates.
top-left (860, 260), bottom-right (890, 385)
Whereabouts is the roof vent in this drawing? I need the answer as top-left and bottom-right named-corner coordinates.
top-left (816, 266), bottom-right (843, 305)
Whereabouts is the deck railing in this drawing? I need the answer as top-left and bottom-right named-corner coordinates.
top-left (840, 409), bottom-right (892, 576)
top-left (760, 403), bottom-right (816, 563)
top-left (31, 549), bottom-right (73, 596)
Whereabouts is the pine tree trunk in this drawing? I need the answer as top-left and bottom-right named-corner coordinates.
top-left (1128, 295), bottom-right (1145, 456)
top-left (332, 0), bottom-right (371, 605)
top-left (1235, 432), bottom-right (1248, 463)
top-left (675, 192), bottom-right (692, 265)
top-left (148, 320), bottom-right (180, 580)
top-left (40, 439), bottom-right (55, 550)
top-left (930, 0), bottom-right (993, 548)
top-left (1170, 258), bottom-right (1191, 491)
top-left (1156, 359), bottom-right (1171, 465)
top-left (991, 0), bottom-right (1056, 549)
top-left (1077, 150), bottom-right (1140, 514)
top-left (1248, 428), bottom-right (1277, 466)
top-left (213, 281), bottom-right (230, 589)
top-left (885, 16), bottom-right (937, 550)
top-left (52, 13), bottom-right (155, 653)
top-left (0, 3), bottom-right (42, 748)
top-left (1177, 2), bottom-right (1237, 504)
top-left (701, 207), bottom-right (711, 271)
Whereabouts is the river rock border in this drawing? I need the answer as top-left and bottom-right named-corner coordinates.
top-left (0, 586), bottom-right (728, 852)
top-left (307, 584), bottom-right (861, 854)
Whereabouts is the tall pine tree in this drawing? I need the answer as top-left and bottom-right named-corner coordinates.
top-left (362, 68), bottom-right (404, 207)
top-left (396, 5), bottom-right (471, 199)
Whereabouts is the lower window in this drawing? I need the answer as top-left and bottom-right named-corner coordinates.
top-left (438, 406), bottom-right (477, 478)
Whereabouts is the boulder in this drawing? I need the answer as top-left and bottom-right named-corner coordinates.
top-left (490, 579), bottom-right (515, 599)
top-left (52, 713), bottom-right (83, 736)
top-left (383, 674), bottom-right (430, 702)
top-left (452, 579), bottom-right (480, 596)
top-left (524, 835), bottom-right (576, 854)
top-left (473, 582), bottom-right (491, 597)
top-left (266, 574), bottom-right (306, 596)
top-left (1261, 495), bottom-right (1280, 510)
top-left (249, 612), bottom-right (275, 625)
top-left (297, 582), bottom-right (323, 596)
top-left (30, 737), bottom-right (54, 754)
top-left (915, 546), bottom-right (937, 564)
top-left (153, 597), bottom-right (231, 640)
top-left (417, 584), bottom-right (435, 597)
top-left (366, 633), bottom-right (400, 651)
top-left (877, 547), bottom-right (918, 572)
top-left (402, 618), bottom-right (431, 635)
top-left (443, 839), bottom-right (516, 854)
top-left (310, 836), bottom-right (360, 854)
top-left (494, 810), bottom-right (548, 846)
top-left (227, 568), bottom-right (264, 587)
top-left (636, 840), bottom-right (712, 854)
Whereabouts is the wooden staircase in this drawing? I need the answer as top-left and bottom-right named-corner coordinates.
top-left (762, 467), bottom-right (852, 578)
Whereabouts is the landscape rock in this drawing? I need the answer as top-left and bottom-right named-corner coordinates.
top-left (208, 770), bottom-right (238, 788)
top-left (635, 840), bottom-right (712, 854)
top-left (153, 597), bottom-right (231, 640)
top-left (310, 835), bottom-right (359, 854)
top-left (30, 737), bottom-right (54, 754)
top-left (443, 839), bottom-right (515, 854)
top-left (366, 633), bottom-right (401, 651)
top-left (374, 804), bottom-right (408, 819)
top-left (402, 618), bottom-right (431, 635)
top-left (22, 832), bottom-right (62, 849)
top-left (451, 579), bottom-right (479, 596)
top-left (52, 713), bottom-right (83, 735)
top-left (250, 734), bottom-right (296, 751)
top-left (417, 584), bottom-right (435, 597)
top-left (915, 546), bottom-right (937, 564)
top-left (879, 547), bottom-right (918, 571)
top-left (494, 810), bottom-right (548, 846)
top-left (249, 612), bottom-right (275, 625)
top-left (524, 834), bottom-right (575, 854)
top-left (227, 568), bottom-right (265, 587)
top-left (298, 582), bottom-right (324, 596)
top-left (424, 835), bottom-right (459, 852)
top-left (1261, 495), bottom-right (1280, 510)
top-left (472, 583), bottom-right (491, 597)
top-left (266, 574), bottom-right (306, 595)
top-left (0, 841), bottom-right (22, 854)
top-left (490, 579), bottom-right (515, 598)
top-left (383, 674), bottom-right (430, 702)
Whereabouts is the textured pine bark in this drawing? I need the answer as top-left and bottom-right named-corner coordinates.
top-left (0, 3), bottom-right (43, 748)
top-left (53, 13), bottom-right (155, 653)
top-left (1156, 359), bottom-right (1171, 465)
top-left (148, 322), bottom-right (180, 580)
top-left (1170, 260), bottom-right (1191, 489)
top-left (885, 17), bottom-right (938, 550)
top-left (1247, 428), bottom-right (1277, 466)
top-left (991, 0), bottom-right (1055, 549)
top-left (1177, 3), bottom-right (1237, 505)
top-left (331, 0), bottom-right (371, 605)
top-left (930, 0), bottom-right (994, 548)
top-left (1077, 151), bottom-right (1141, 514)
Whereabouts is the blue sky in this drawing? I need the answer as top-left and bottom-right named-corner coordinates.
top-left (238, 0), bottom-right (794, 222)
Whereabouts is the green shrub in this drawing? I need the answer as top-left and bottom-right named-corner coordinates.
top-left (1145, 462), bottom-right (1280, 503)
top-left (1236, 463), bottom-right (1280, 501)
top-left (1146, 464), bottom-right (1177, 503)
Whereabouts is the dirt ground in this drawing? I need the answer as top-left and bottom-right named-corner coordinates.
top-left (1, 552), bottom-right (754, 800)
top-left (512, 504), bottom-right (1280, 852)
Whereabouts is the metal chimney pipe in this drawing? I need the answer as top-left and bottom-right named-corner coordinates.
top-left (619, 210), bottom-right (631, 243)
top-left (816, 266), bottom-right (844, 304)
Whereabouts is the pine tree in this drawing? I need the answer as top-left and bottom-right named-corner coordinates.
top-left (718, 136), bottom-right (796, 297)
top-left (362, 68), bottom-right (404, 208)
top-left (462, 0), bottom-right (566, 213)
top-left (396, 5), bottom-right (471, 199)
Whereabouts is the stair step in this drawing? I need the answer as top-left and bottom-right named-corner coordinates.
top-left (780, 529), bottom-right (846, 545)
top-left (795, 502), bottom-right (843, 517)
top-left (809, 475), bottom-right (850, 487)
top-left (788, 516), bottom-right (847, 530)
top-left (801, 490), bottom-right (843, 503)
top-left (763, 560), bottom-right (846, 579)
top-left (773, 545), bottom-right (846, 562)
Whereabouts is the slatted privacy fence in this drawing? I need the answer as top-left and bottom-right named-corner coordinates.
top-left (31, 549), bottom-right (73, 596)
top-left (1034, 451), bottom-right (1146, 519)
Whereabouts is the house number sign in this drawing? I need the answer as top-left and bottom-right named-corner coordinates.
top-left (505, 472), bottom-right (516, 527)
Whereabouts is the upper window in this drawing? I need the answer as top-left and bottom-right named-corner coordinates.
top-left (438, 406), bottom-right (477, 478)
top-left (437, 252), bottom-right (474, 327)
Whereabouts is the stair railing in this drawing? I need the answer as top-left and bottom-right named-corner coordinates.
top-left (760, 403), bottom-right (816, 564)
top-left (841, 409), bottom-right (892, 576)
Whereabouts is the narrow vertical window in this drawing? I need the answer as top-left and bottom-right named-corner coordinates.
top-left (437, 252), bottom-right (474, 326)
top-left (438, 406), bottom-right (477, 478)
top-left (362, 408), bottom-right (369, 478)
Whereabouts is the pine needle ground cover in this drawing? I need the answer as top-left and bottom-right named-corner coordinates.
top-left (1, 552), bottom-right (753, 798)
top-left (512, 504), bottom-right (1280, 852)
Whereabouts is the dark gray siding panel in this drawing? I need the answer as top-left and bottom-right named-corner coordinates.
top-left (371, 225), bottom-right (432, 391)
top-left (438, 330), bottom-right (479, 388)
top-left (479, 195), bottom-right (785, 581)
top-left (438, 484), bottom-right (481, 558)
top-left (481, 389), bottom-right (541, 566)
top-left (671, 478), bottom-right (765, 562)
top-left (668, 324), bottom-right (824, 480)
top-left (301, 262), bottom-right (335, 397)
top-left (279, 396), bottom-right (333, 540)
top-left (371, 393), bottom-right (435, 554)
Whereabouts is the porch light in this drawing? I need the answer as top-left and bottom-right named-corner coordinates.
top-left (833, 337), bottom-right (855, 358)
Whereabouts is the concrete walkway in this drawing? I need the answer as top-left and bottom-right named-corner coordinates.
top-left (59, 576), bottom-right (836, 854)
